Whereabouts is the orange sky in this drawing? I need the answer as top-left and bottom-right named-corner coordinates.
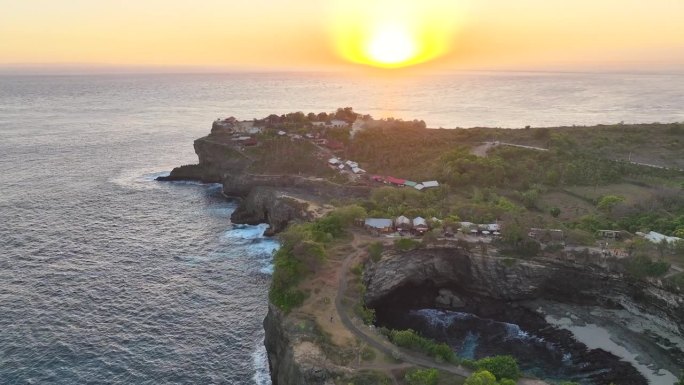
top-left (1, 0), bottom-right (683, 72)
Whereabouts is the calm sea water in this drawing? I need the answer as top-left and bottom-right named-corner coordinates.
top-left (1, 72), bottom-right (683, 384)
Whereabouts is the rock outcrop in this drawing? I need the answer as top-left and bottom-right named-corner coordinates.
top-left (158, 136), bottom-right (253, 183)
top-left (364, 247), bottom-right (684, 334)
top-left (230, 187), bottom-right (311, 236)
top-left (263, 305), bottom-right (343, 385)
top-left (158, 134), bottom-right (370, 234)
top-left (363, 247), bottom-right (684, 385)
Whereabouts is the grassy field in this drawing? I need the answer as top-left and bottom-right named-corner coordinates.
top-left (563, 183), bottom-right (656, 205)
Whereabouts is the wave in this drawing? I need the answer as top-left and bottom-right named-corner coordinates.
top-left (225, 223), bottom-right (272, 240)
top-left (221, 223), bottom-right (279, 275)
top-left (252, 337), bottom-right (272, 385)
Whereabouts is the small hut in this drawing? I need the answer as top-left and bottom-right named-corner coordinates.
top-left (364, 218), bottom-right (394, 235)
top-left (413, 217), bottom-right (429, 234)
top-left (395, 216), bottom-right (412, 231)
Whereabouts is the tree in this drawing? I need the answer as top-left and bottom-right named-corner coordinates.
top-left (550, 207), bottom-right (561, 218)
top-left (404, 368), bottom-right (439, 385)
top-left (597, 195), bottom-right (625, 215)
top-left (464, 370), bottom-right (497, 385)
top-left (475, 355), bottom-right (521, 381)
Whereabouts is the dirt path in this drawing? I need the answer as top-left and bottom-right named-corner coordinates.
top-left (334, 233), bottom-right (472, 378)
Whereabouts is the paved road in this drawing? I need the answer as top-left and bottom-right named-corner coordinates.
top-left (333, 238), bottom-right (471, 378)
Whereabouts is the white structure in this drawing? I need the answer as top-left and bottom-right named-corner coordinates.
top-left (643, 231), bottom-right (682, 244)
top-left (328, 158), bottom-right (340, 165)
top-left (277, 130), bottom-right (286, 136)
top-left (422, 181), bottom-right (440, 189)
top-left (483, 223), bottom-right (500, 232)
top-left (414, 184), bottom-right (425, 191)
top-left (329, 119), bottom-right (348, 128)
top-left (395, 215), bottom-right (411, 228)
top-left (351, 167), bottom-right (366, 174)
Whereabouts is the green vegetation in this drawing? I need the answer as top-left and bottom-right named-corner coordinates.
top-left (624, 255), bottom-right (670, 279)
top-left (345, 370), bottom-right (392, 385)
top-left (405, 368), bottom-right (439, 385)
top-left (269, 205), bottom-right (366, 312)
top-left (463, 371), bottom-right (497, 385)
top-left (596, 195), bottom-right (625, 214)
top-left (384, 329), bottom-right (457, 363)
top-left (394, 238), bottom-right (422, 251)
top-left (247, 138), bottom-right (333, 177)
top-left (368, 241), bottom-right (384, 262)
top-left (469, 355), bottom-right (521, 381)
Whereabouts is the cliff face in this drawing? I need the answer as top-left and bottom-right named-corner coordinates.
top-left (363, 246), bottom-right (684, 337)
top-left (159, 136), bottom-right (253, 183)
top-left (159, 135), bottom-right (370, 234)
top-left (263, 305), bottom-right (342, 385)
top-left (230, 187), bottom-right (311, 236)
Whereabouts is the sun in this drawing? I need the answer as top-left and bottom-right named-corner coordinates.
top-left (330, 0), bottom-right (466, 69)
top-left (365, 24), bottom-right (418, 67)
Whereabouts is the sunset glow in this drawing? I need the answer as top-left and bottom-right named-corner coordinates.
top-left (1, 1), bottom-right (684, 72)
top-left (365, 24), bottom-right (418, 67)
top-left (331, 0), bottom-right (464, 69)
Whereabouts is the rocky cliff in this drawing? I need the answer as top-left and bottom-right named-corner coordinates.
top-left (158, 134), bottom-right (369, 234)
top-left (263, 305), bottom-right (345, 385)
top-left (363, 247), bottom-right (684, 384)
top-left (230, 187), bottom-right (311, 236)
top-left (364, 247), bottom-right (684, 335)
top-left (158, 135), bottom-right (253, 183)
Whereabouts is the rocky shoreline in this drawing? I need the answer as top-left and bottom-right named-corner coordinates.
top-left (364, 247), bottom-right (684, 385)
top-left (157, 135), bottom-right (369, 235)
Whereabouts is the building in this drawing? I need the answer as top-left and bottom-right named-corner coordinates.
top-left (642, 231), bottom-right (682, 244)
top-left (422, 181), bottom-right (440, 189)
top-left (386, 176), bottom-right (406, 186)
top-left (413, 217), bottom-right (429, 234)
top-left (404, 181), bottom-right (418, 188)
top-left (598, 230), bottom-right (622, 239)
top-left (329, 119), bottom-right (349, 128)
top-left (351, 167), bottom-right (366, 174)
top-left (328, 158), bottom-right (340, 166)
top-left (395, 215), bottom-right (412, 231)
top-left (529, 228), bottom-right (564, 244)
top-left (364, 218), bottom-right (394, 234)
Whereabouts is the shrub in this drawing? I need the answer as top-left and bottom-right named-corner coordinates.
top-left (464, 370), bottom-right (497, 385)
top-left (360, 347), bottom-right (376, 362)
top-left (354, 304), bottom-right (376, 325)
top-left (368, 241), bottom-right (384, 262)
top-left (550, 207), bottom-right (561, 217)
top-left (624, 255), bottom-right (670, 278)
top-left (405, 368), bottom-right (439, 385)
top-left (394, 238), bottom-right (421, 251)
top-left (388, 329), bottom-right (457, 363)
top-left (473, 355), bottom-right (521, 381)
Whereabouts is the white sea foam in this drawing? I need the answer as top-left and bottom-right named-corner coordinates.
top-left (252, 338), bottom-right (272, 385)
top-left (224, 224), bottom-right (271, 241)
top-left (411, 308), bottom-right (472, 328)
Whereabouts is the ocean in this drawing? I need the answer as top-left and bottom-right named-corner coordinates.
top-left (1, 71), bottom-right (683, 384)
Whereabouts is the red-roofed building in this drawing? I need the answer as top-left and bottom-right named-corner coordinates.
top-left (386, 176), bottom-right (406, 186)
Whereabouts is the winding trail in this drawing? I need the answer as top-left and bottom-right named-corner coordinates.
top-left (333, 234), bottom-right (471, 378)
